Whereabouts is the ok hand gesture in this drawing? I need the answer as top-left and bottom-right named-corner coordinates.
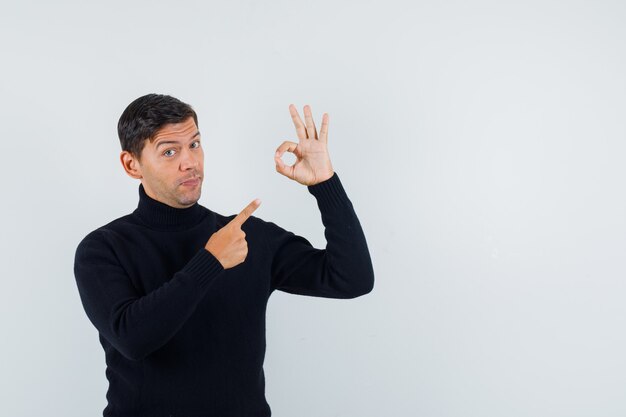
top-left (274, 104), bottom-right (335, 186)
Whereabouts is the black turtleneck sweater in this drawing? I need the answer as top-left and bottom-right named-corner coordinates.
top-left (73, 172), bottom-right (374, 417)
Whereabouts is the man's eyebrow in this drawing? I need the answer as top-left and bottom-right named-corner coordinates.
top-left (155, 131), bottom-right (201, 149)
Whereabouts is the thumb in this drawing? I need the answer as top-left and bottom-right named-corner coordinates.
top-left (275, 152), bottom-right (294, 179)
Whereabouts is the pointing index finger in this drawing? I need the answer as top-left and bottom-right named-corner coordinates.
top-left (230, 198), bottom-right (261, 228)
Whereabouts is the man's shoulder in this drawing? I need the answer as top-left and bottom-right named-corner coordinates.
top-left (74, 212), bottom-right (137, 252)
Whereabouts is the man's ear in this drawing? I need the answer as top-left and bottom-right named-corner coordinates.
top-left (120, 151), bottom-right (143, 179)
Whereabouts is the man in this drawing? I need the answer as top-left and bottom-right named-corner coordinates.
top-left (73, 93), bottom-right (375, 417)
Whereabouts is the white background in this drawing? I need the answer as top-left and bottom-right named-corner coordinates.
top-left (1, 1), bottom-right (625, 416)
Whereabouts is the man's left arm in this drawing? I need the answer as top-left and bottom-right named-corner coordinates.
top-left (263, 172), bottom-right (374, 298)
top-left (268, 104), bottom-right (374, 298)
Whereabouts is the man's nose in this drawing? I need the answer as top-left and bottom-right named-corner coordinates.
top-left (180, 148), bottom-right (200, 170)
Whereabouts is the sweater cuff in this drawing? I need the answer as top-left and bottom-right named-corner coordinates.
top-left (181, 248), bottom-right (225, 291)
top-left (307, 172), bottom-right (351, 211)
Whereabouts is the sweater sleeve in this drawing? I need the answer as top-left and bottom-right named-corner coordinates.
top-left (265, 172), bottom-right (375, 299)
top-left (73, 231), bottom-right (224, 361)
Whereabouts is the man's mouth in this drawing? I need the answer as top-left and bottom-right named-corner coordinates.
top-left (180, 177), bottom-right (201, 186)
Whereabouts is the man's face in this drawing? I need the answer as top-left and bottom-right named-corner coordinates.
top-left (132, 117), bottom-right (204, 208)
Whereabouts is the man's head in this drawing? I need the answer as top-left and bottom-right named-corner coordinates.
top-left (119, 94), bottom-right (204, 208)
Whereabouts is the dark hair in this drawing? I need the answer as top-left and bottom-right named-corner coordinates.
top-left (117, 93), bottom-right (198, 159)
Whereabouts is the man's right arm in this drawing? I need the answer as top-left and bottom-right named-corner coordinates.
top-left (73, 199), bottom-right (260, 361)
top-left (73, 230), bottom-right (224, 361)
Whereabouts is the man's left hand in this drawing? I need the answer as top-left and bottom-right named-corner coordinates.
top-left (274, 104), bottom-right (335, 186)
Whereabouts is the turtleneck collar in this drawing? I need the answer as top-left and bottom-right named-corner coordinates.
top-left (134, 182), bottom-right (208, 231)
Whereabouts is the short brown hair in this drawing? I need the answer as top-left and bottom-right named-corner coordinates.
top-left (117, 94), bottom-right (198, 160)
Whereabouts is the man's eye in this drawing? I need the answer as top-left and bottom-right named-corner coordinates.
top-left (164, 149), bottom-right (176, 157)
top-left (191, 141), bottom-right (201, 148)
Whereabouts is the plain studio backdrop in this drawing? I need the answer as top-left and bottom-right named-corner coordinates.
top-left (1, 0), bottom-right (625, 416)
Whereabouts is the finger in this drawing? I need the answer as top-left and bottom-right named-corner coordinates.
top-left (230, 198), bottom-right (261, 228)
top-left (303, 105), bottom-right (318, 139)
top-left (275, 140), bottom-right (298, 157)
top-left (289, 104), bottom-right (307, 140)
top-left (319, 113), bottom-right (329, 143)
top-left (274, 141), bottom-right (298, 179)
top-left (275, 153), bottom-right (295, 179)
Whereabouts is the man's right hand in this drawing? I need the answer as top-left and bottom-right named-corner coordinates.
top-left (205, 198), bottom-right (261, 269)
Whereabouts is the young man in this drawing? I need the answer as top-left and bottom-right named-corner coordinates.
top-left (73, 94), bottom-right (374, 417)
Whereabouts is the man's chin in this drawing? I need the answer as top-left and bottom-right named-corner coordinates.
top-left (178, 190), bottom-right (201, 207)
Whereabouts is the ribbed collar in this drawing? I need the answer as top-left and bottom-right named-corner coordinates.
top-left (134, 183), bottom-right (208, 231)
